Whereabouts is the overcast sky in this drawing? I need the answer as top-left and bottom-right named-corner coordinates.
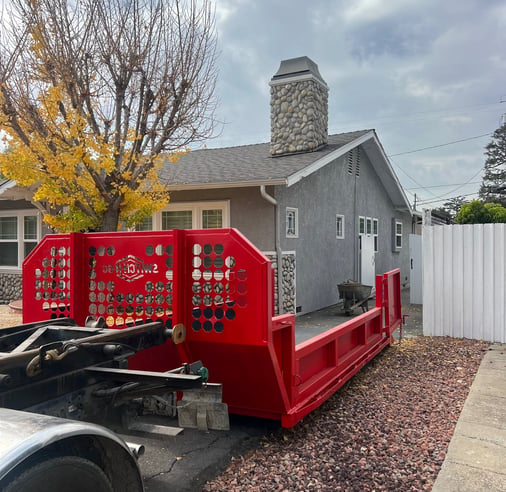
top-left (205, 0), bottom-right (506, 211)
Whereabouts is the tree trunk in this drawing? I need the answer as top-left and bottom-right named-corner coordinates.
top-left (100, 199), bottom-right (121, 232)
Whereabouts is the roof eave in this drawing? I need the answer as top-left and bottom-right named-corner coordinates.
top-left (286, 131), bottom-right (375, 187)
top-left (166, 178), bottom-right (287, 191)
top-left (363, 132), bottom-right (413, 215)
top-left (286, 130), bottom-right (412, 216)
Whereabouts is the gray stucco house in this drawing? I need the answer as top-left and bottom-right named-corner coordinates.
top-left (0, 56), bottom-right (413, 315)
top-left (144, 56), bottom-right (413, 315)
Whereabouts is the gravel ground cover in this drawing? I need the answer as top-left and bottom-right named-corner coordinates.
top-left (203, 336), bottom-right (489, 491)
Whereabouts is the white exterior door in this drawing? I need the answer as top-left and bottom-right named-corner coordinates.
top-left (409, 233), bottom-right (423, 304)
top-left (360, 234), bottom-right (376, 287)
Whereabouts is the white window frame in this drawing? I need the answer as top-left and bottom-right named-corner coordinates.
top-left (336, 214), bottom-right (344, 239)
top-left (395, 220), bottom-right (403, 249)
top-left (0, 210), bottom-right (41, 271)
top-left (143, 200), bottom-right (230, 230)
top-left (366, 217), bottom-right (372, 235)
top-left (286, 207), bottom-right (299, 238)
top-left (373, 218), bottom-right (379, 252)
top-left (358, 216), bottom-right (365, 235)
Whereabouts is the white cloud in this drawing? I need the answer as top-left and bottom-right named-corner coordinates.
top-left (342, 0), bottom-right (419, 23)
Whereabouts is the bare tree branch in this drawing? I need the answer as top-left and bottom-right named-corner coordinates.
top-left (0, 0), bottom-right (219, 231)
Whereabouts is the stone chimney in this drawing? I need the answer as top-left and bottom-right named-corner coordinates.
top-left (270, 56), bottom-right (329, 156)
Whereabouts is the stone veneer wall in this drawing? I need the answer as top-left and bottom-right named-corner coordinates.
top-left (0, 273), bottom-right (22, 304)
top-left (270, 78), bottom-right (328, 156)
top-left (265, 252), bottom-right (296, 315)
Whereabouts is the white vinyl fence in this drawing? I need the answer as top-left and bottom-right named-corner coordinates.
top-left (423, 224), bottom-right (506, 343)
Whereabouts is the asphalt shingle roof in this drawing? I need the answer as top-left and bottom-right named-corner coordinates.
top-left (159, 130), bottom-right (371, 188)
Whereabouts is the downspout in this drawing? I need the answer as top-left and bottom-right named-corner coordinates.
top-left (260, 185), bottom-right (284, 316)
top-left (353, 173), bottom-right (358, 281)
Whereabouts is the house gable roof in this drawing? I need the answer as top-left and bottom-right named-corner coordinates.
top-left (160, 130), bottom-right (412, 213)
top-left (0, 179), bottom-right (33, 201)
top-left (159, 130), bottom-right (368, 189)
top-left (0, 130), bottom-right (412, 213)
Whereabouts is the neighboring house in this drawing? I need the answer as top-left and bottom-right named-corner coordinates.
top-left (0, 181), bottom-right (48, 303)
top-left (0, 56), bottom-right (413, 315)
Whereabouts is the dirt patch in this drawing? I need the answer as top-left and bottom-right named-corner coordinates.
top-left (0, 304), bottom-right (22, 329)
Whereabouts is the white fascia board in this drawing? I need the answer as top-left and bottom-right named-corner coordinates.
top-left (0, 180), bottom-right (34, 201)
top-left (286, 131), bottom-right (375, 187)
top-left (167, 179), bottom-right (286, 191)
top-left (0, 179), bottom-right (17, 195)
top-left (367, 132), bottom-right (412, 214)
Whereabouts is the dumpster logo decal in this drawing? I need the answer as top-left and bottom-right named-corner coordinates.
top-left (111, 254), bottom-right (159, 282)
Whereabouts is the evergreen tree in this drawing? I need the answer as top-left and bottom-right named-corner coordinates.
top-left (479, 124), bottom-right (506, 206)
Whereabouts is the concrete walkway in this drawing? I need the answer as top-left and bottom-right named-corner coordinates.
top-left (432, 343), bottom-right (506, 491)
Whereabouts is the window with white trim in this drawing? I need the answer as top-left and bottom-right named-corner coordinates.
top-left (359, 216), bottom-right (365, 235)
top-left (366, 217), bottom-right (372, 235)
top-left (135, 216), bottom-right (153, 231)
top-left (162, 210), bottom-right (193, 229)
top-left (286, 207), bottom-right (298, 238)
top-left (336, 214), bottom-right (344, 239)
top-left (0, 211), bottom-right (39, 268)
top-left (136, 201), bottom-right (230, 231)
top-left (373, 218), bottom-right (379, 252)
top-left (395, 220), bottom-right (403, 249)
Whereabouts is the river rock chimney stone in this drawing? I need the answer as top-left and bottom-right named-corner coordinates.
top-left (270, 56), bottom-right (329, 156)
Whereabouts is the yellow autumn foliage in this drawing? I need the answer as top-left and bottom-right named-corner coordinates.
top-left (0, 83), bottom-right (181, 232)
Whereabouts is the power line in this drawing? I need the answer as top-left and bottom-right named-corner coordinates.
top-left (329, 101), bottom-right (503, 133)
top-left (418, 165), bottom-right (485, 203)
top-left (417, 191), bottom-right (480, 207)
top-left (388, 132), bottom-right (493, 157)
top-left (406, 181), bottom-right (482, 191)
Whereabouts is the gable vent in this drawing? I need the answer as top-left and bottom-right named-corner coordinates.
top-left (347, 147), bottom-right (361, 176)
top-left (347, 151), bottom-right (354, 174)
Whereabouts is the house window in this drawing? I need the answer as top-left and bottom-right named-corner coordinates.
top-left (286, 207), bottom-right (298, 238)
top-left (373, 218), bottom-right (379, 252)
top-left (395, 220), bottom-right (403, 249)
top-left (137, 201), bottom-right (229, 231)
top-left (162, 210), bottom-right (193, 229)
top-left (0, 212), bottom-right (39, 268)
top-left (359, 216), bottom-right (365, 235)
top-left (202, 209), bottom-right (223, 229)
top-left (336, 214), bottom-right (344, 239)
top-left (366, 217), bottom-right (372, 235)
top-left (136, 216), bottom-right (153, 231)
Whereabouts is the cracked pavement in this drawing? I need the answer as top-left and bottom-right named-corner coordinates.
top-left (129, 416), bottom-right (277, 491)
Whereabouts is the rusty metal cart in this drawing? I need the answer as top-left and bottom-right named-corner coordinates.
top-left (338, 280), bottom-right (373, 315)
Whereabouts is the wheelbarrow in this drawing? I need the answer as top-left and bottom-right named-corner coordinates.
top-left (337, 280), bottom-right (373, 315)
